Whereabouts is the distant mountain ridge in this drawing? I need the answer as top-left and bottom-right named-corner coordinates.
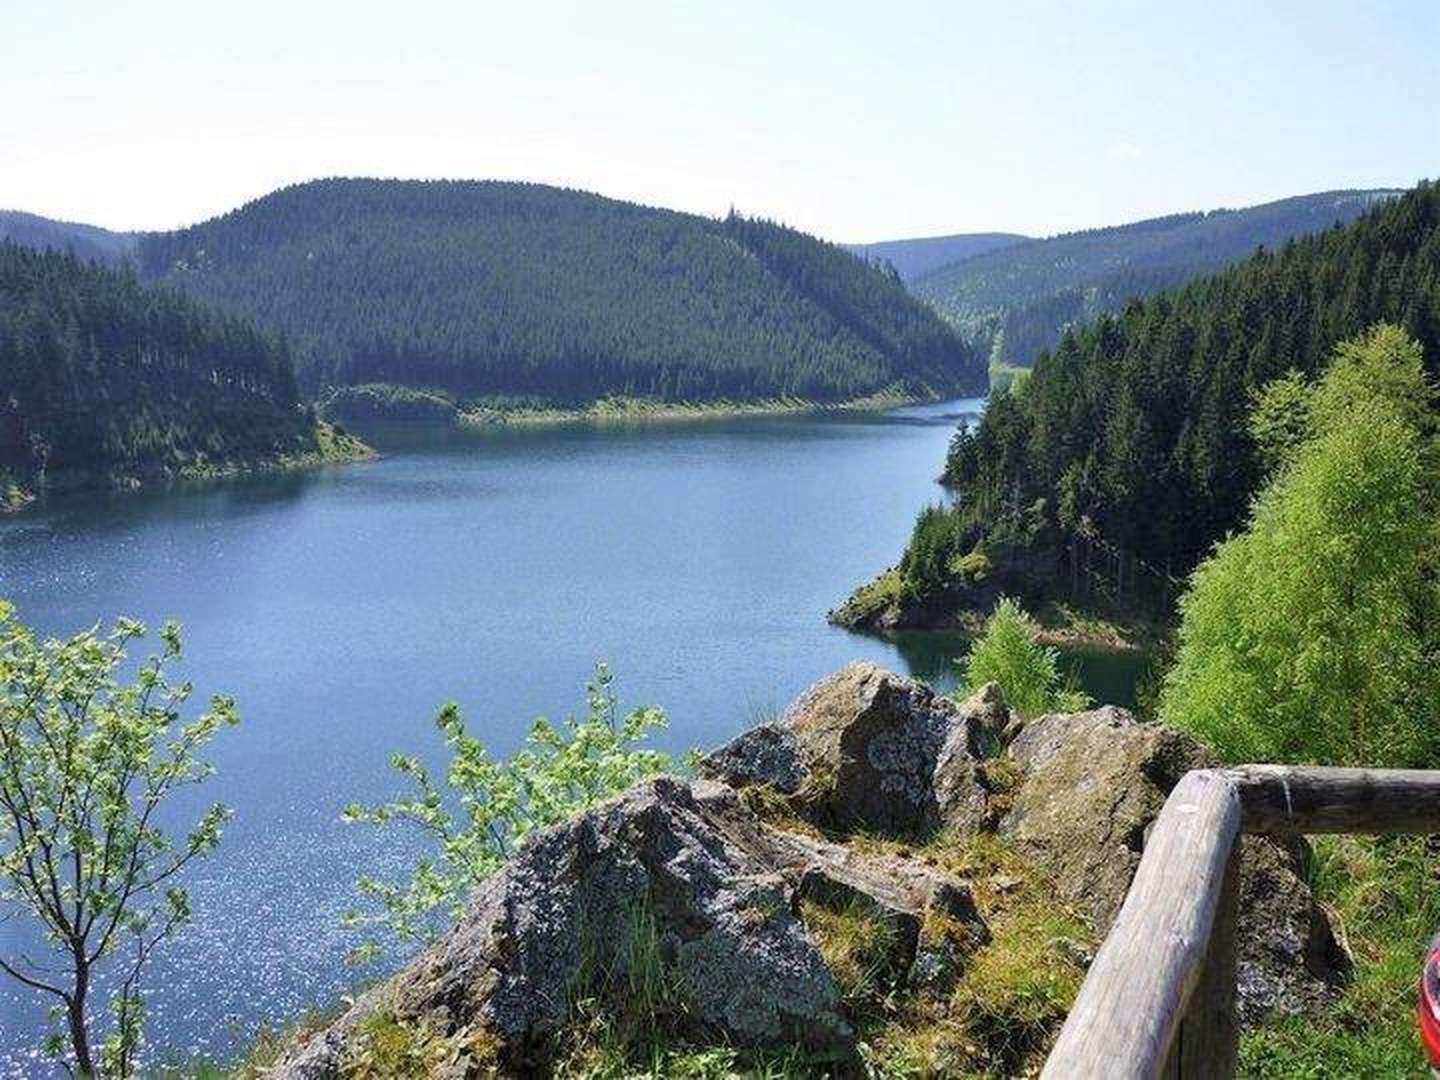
top-left (913, 188), bottom-right (1401, 366)
top-left (132, 179), bottom-right (986, 405)
top-left (0, 210), bottom-right (135, 265)
top-left (842, 232), bottom-right (1029, 282)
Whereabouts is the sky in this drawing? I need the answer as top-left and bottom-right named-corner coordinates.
top-left (4, 0), bottom-right (1438, 242)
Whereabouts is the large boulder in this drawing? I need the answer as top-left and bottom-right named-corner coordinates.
top-left (274, 776), bottom-right (986, 1077)
top-left (998, 705), bottom-right (1202, 929)
top-left (699, 661), bottom-right (1015, 835)
top-left (998, 706), bottom-right (1349, 1019)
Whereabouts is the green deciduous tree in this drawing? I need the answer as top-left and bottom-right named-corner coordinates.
top-left (342, 665), bottom-right (671, 963)
top-left (0, 603), bottom-right (237, 1077)
top-left (1161, 325), bottom-right (1440, 766)
top-left (959, 598), bottom-right (1091, 720)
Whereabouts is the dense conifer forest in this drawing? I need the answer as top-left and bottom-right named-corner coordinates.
top-left (0, 243), bottom-right (357, 502)
top-left (888, 181), bottom-right (1440, 612)
top-left (134, 179), bottom-right (984, 404)
top-left (914, 189), bottom-right (1397, 367)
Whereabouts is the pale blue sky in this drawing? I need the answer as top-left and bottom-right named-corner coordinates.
top-left (4, 0), bottom-right (1437, 241)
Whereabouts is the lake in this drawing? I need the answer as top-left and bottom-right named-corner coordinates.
top-left (0, 399), bottom-right (1146, 1071)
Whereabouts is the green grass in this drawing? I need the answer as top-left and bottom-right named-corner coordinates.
top-left (1239, 835), bottom-right (1439, 1078)
top-left (827, 831), bottom-right (1093, 1077)
top-left (800, 892), bottom-right (907, 1016)
top-left (827, 566), bottom-right (905, 627)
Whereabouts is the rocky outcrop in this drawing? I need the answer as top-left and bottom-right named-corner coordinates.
top-left (998, 705), bottom-right (1203, 930)
top-left (275, 776), bottom-right (986, 1077)
top-left (705, 666), bottom-right (1347, 1020)
top-left (277, 664), bottom-right (1348, 1075)
top-left (699, 660), bottom-right (1016, 834)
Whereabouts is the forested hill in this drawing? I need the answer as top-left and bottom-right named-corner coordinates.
top-left (0, 243), bottom-right (361, 504)
top-left (914, 189), bottom-right (1398, 366)
top-left (842, 231), bottom-right (1029, 282)
top-left (941, 180), bottom-right (1440, 587)
top-left (134, 179), bottom-right (985, 404)
top-left (0, 210), bottom-right (135, 265)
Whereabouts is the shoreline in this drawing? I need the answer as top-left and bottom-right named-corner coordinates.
top-left (319, 382), bottom-right (985, 430)
top-left (456, 388), bottom-right (967, 428)
top-left (828, 567), bottom-right (1161, 655)
top-left (0, 423), bottom-right (375, 515)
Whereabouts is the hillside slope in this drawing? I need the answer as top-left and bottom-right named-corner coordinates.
top-left (915, 189), bottom-right (1398, 365)
top-left (0, 243), bottom-right (364, 506)
top-left (0, 210), bottom-right (135, 265)
top-left (838, 180), bottom-right (1440, 630)
top-left (843, 231), bottom-right (1029, 282)
top-left (136, 179), bottom-right (985, 404)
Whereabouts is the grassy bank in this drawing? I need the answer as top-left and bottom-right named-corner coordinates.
top-left (320, 381), bottom-right (969, 430)
top-left (458, 388), bottom-right (938, 427)
top-left (829, 567), bottom-right (1164, 656)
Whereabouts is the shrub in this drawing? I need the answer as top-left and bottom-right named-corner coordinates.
top-left (0, 603), bottom-right (237, 1077)
top-left (959, 598), bottom-right (1091, 719)
top-left (342, 665), bottom-right (670, 961)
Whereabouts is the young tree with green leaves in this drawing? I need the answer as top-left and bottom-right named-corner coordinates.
top-left (1161, 324), bottom-right (1440, 766)
top-left (959, 597), bottom-right (1091, 720)
top-left (342, 665), bottom-right (670, 963)
top-left (0, 603), bottom-right (237, 1077)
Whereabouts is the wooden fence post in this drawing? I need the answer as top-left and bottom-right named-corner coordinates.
top-left (1041, 770), bottom-right (1241, 1079)
top-left (1164, 842), bottom-right (1239, 1078)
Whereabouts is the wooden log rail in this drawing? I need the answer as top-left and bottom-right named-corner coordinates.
top-left (1041, 765), bottom-right (1440, 1079)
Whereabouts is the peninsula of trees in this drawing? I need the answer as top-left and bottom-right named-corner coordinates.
top-left (838, 180), bottom-right (1440, 631)
top-left (136, 179), bottom-right (986, 407)
top-left (0, 243), bottom-right (367, 507)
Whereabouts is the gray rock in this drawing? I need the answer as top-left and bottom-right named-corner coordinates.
top-left (1232, 834), bottom-right (1352, 1021)
top-left (272, 775), bottom-right (988, 1077)
top-left (700, 661), bottom-right (998, 835)
top-left (698, 721), bottom-right (805, 794)
top-left (996, 706), bottom-right (1349, 1019)
top-left (933, 682), bottom-right (1021, 831)
top-left (999, 706), bottom-right (1199, 929)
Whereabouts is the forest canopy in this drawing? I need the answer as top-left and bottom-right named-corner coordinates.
top-left (0, 242), bottom-right (344, 499)
top-left (935, 180), bottom-right (1440, 590)
top-left (136, 179), bottom-right (986, 404)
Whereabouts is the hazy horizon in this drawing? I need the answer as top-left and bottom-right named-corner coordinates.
top-left (5, 0), bottom-right (1438, 242)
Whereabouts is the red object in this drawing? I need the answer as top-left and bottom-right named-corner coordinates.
top-left (1420, 932), bottom-right (1440, 1069)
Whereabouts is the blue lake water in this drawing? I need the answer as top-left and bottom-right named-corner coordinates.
top-left (0, 399), bottom-right (1145, 1071)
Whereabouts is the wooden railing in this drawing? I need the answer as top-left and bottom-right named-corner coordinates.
top-left (1041, 766), bottom-right (1440, 1079)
